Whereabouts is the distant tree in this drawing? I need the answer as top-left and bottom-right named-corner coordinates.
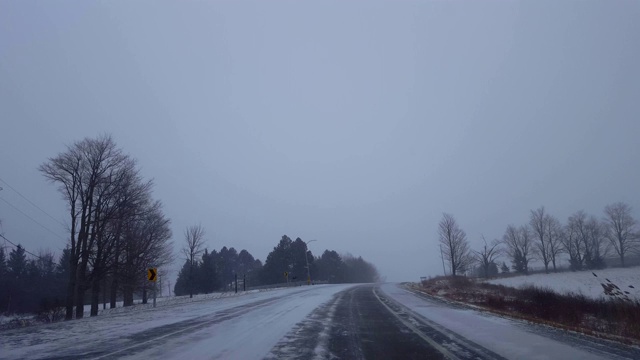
top-left (5, 245), bottom-right (28, 312)
top-left (500, 262), bottom-right (510, 274)
top-left (503, 225), bottom-right (535, 274)
top-left (584, 216), bottom-right (608, 269)
top-left (603, 202), bottom-right (638, 267)
top-left (291, 238), bottom-right (314, 282)
top-left (237, 250), bottom-right (255, 276)
top-left (530, 207), bottom-right (552, 273)
top-left (472, 235), bottom-right (501, 278)
top-left (315, 250), bottom-right (344, 283)
top-left (438, 213), bottom-right (472, 276)
top-left (0, 247), bottom-right (8, 311)
top-left (173, 260), bottom-right (190, 296)
top-left (262, 235), bottom-right (294, 285)
top-left (341, 254), bottom-right (379, 283)
top-left (564, 213), bottom-right (586, 270)
top-left (567, 211), bottom-right (607, 270)
top-left (0, 247), bottom-right (7, 278)
top-left (8, 245), bottom-right (28, 279)
top-left (216, 246), bottom-right (239, 290)
top-left (544, 214), bottom-right (564, 272)
top-left (55, 249), bottom-right (71, 299)
top-left (183, 224), bottom-right (205, 298)
top-left (198, 249), bottom-right (218, 294)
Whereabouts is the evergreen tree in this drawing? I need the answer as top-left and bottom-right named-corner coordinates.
top-left (0, 247), bottom-right (8, 311)
top-left (174, 260), bottom-right (191, 296)
top-left (262, 235), bottom-right (294, 285)
top-left (487, 262), bottom-right (499, 277)
top-left (8, 245), bottom-right (28, 279)
top-left (0, 247), bottom-right (7, 280)
top-left (501, 262), bottom-right (510, 273)
top-left (199, 249), bottom-right (218, 293)
top-left (315, 250), bottom-right (343, 283)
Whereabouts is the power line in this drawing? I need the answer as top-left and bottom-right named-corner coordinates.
top-left (0, 233), bottom-right (45, 260)
top-left (0, 177), bottom-right (67, 228)
top-left (0, 196), bottom-right (67, 242)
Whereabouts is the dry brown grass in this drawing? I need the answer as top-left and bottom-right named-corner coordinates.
top-left (418, 276), bottom-right (640, 344)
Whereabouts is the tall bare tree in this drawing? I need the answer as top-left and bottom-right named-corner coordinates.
top-left (41, 134), bottom-right (173, 319)
top-left (561, 217), bottom-right (584, 270)
top-left (502, 224), bottom-right (535, 274)
top-left (566, 211), bottom-right (608, 270)
top-left (438, 213), bottom-right (472, 276)
top-left (530, 207), bottom-right (552, 273)
top-left (120, 200), bottom-right (173, 306)
top-left (603, 202), bottom-right (638, 267)
top-left (40, 135), bottom-right (128, 319)
top-left (183, 224), bottom-right (206, 298)
top-left (584, 216), bottom-right (608, 269)
top-left (472, 235), bottom-right (502, 278)
top-left (544, 214), bottom-right (564, 272)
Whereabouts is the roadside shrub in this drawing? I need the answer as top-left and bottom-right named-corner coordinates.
top-left (36, 297), bottom-right (65, 323)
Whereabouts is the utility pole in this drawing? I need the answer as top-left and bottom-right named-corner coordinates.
top-left (304, 240), bottom-right (318, 285)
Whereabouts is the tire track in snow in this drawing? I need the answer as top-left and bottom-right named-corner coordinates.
top-left (38, 294), bottom-right (292, 360)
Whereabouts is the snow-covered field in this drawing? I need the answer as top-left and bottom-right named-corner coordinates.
top-left (0, 284), bottom-right (357, 360)
top-left (487, 267), bottom-right (640, 301)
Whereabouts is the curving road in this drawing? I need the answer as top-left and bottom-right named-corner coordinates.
top-left (1, 283), bottom-right (638, 359)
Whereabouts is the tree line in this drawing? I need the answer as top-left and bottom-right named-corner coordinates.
top-left (0, 246), bottom-right (69, 318)
top-left (174, 232), bottom-right (380, 297)
top-left (37, 135), bottom-right (173, 320)
top-left (438, 203), bottom-right (640, 277)
top-left (1, 134), bottom-right (381, 318)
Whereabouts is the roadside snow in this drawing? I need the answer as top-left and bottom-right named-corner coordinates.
top-left (487, 267), bottom-right (640, 301)
top-left (381, 283), bottom-right (621, 360)
top-left (0, 284), bottom-right (356, 360)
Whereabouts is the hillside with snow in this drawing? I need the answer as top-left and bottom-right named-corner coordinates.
top-left (487, 267), bottom-right (640, 301)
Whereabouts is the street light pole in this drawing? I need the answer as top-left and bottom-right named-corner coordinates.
top-left (304, 239), bottom-right (317, 285)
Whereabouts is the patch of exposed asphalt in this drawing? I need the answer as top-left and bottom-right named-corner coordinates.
top-left (268, 285), bottom-right (450, 359)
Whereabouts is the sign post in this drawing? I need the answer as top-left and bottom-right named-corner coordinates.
top-left (148, 268), bottom-right (158, 308)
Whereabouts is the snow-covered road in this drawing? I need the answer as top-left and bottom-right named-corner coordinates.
top-left (2, 283), bottom-right (639, 360)
top-left (0, 284), bottom-right (357, 360)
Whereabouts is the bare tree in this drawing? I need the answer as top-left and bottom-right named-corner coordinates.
top-left (584, 216), bottom-right (608, 269)
top-left (562, 217), bottom-right (584, 270)
top-left (502, 224), bottom-right (535, 274)
top-left (121, 200), bottom-right (173, 306)
top-left (603, 202), bottom-right (638, 267)
top-left (530, 207), bottom-right (552, 273)
top-left (472, 235), bottom-right (502, 278)
top-left (40, 135), bottom-right (128, 320)
top-left (544, 214), bottom-right (564, 272)
top-left (567, 211), bottom-right (609, 270)
top-left (41, 134), bottom-right (173, 319)
top-left (183, 224), bottom-right (206, 298)
top-left (438, 213), bottom-right (472, 276)
top-left (108, 169), bottom-right (153, 309)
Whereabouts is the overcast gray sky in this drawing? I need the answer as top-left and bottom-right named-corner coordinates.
top-left (1, 0), bottom-right (639, 282)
